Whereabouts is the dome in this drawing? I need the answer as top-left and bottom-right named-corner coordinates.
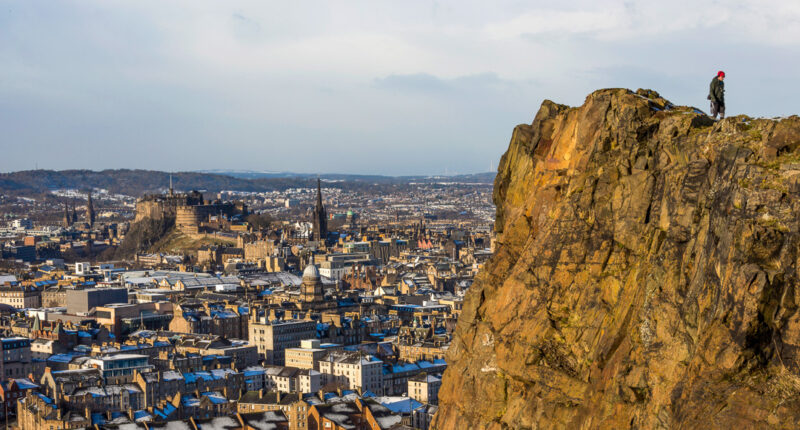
top-left (347, 210), bottom-right (354, 216)
top-left (303, 264), bottom-right (321, 280)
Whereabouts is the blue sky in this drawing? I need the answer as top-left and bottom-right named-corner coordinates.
top-left (2, 1), bottom-right (799, 175)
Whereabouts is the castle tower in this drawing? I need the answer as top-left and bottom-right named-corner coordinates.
top-left (311, 178), bottom-right (327, 242)
top-left (301, 263), bottom-right (324, 303)
top-left (86, 191), bottom-right (96, 227)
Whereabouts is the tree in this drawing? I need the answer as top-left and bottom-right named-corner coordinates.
top-left (246, 213), bottom-right (274, 231)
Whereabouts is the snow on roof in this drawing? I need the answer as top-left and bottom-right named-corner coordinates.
top-left (371, 396), bottom-right (423, 414)
top-left (197, 415), bottom-right (239, 430)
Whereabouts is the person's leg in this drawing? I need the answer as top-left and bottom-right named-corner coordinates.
top-left (719, 104), bottom-right (725, 119)
top-left (710, 101), bottom-right (718, 119)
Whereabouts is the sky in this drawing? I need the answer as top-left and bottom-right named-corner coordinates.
top-left (2, 1), bottom-right (800, 176)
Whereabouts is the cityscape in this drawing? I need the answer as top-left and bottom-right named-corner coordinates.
top-left (4, 1), bottom-right (797, 428)
top-left (0, 172), bottom-right (495, 430)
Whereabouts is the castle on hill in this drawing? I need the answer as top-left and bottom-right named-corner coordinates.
top-left (134, 180), bottom-right (247, 234)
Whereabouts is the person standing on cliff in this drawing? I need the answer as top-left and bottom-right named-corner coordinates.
top-left (708, 70), bottom-right (725, 119)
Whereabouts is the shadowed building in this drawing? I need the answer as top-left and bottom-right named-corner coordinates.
top-left (311, 179), bottom-right (327, 243)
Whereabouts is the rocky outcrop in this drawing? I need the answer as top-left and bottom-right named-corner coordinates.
top-left (433, 89), bottom-right (800, 429)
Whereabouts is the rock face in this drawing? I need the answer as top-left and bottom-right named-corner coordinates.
top-left (433, 89), bottom-right (800, 429)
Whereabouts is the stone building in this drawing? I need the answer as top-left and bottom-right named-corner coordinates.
top-left (169, 303), bottom-right (248, 339)
top-left (238, 391), bottom-right (309, 430)
top-left (317, 350), bottom-right (383, 395)
top-left (134, 190), bottom-right (204, 222)
top-left (0, 337), bottom-right (33, 380)
top-left (248, 309), bottom-right (317, 366)
top-left (17, 393), bottom-right (91, 430)
top-left (408, 372), bottom-right (442, 405)
top-left (284, 340), bottom-right (327, 371)
top-left (0, 285), bottom-right (41, 309)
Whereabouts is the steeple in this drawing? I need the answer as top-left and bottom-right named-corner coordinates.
top-left (311, 178), bottom-right (327, 243)
top-left (86, 191), bottom-right (96, 227)
top-left (316, 178), bottom-right (323, 209)
top-left (169, 174), bottom-right (174, 196)
top-left (62, 203), bottom-right (71, 228)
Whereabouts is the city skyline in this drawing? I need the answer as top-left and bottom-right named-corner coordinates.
top-left (3, 1), bottom-right (800, 175)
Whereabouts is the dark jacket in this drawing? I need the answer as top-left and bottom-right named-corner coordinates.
top-left (709, 77), bottom-right (725, 105)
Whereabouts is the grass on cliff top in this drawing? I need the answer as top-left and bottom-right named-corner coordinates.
top-left (150, 229), bottom-right (236, 254)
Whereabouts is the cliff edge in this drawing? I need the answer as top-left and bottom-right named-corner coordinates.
top-left (433, 88), bottom-right (800, 429)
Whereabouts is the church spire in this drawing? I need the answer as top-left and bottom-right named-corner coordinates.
top-left (86, 191), bottom-right (95, 227)
top-left (316, 178), bottom-right (323, 209)
top-left (62, 203), bottom-right (71, 228)
top-left (311, 178), bottom-right (327, 243)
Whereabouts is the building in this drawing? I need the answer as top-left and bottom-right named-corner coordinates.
top-left (134, 190), bottom-right (205, 222)
top-left (169, 303), bottom-right (248, 339)
top-left (284, 339), bottom-right (327, 371)
top-left (173, 336), bottom-right (259, 369)
top-left (412, 404), bottom-right (437, 430)
top-left (95, 302), bottom-right (172, 338)
top-left (300, 264), bottom-right (324, 304)
top-left (259, 366), bottom-right (321, 394)
top-left (317, 350), bottom-right (383, 395)
top-left (83, 354), bottom-right (152, 383)
top-left (407, 372), bottom-right (441, 405)
top-left (238, 391), bottom-right (309, 430)
top-left (65, 287), bottom-right (129, 314)
top-left (248, 311), bottom-right (317, 366)
top-left (0, 285), bottom-right (41, 309)
top-left (133, 369), bottom-right (186, 406)
top-left (308, 399), bottom-right (400, 430)
top-left (0, 337), bottom-right (33, 380)
top-left (17, 393), bottom-right (91, 430)
top-left (381, 360), bottom-right (447, 397)
top-left (2, 245), bottom-right (36, 262)
top-left (0, 378), bottom-right (39, 418)
top-left (40, 368), bottom-right (103, 402)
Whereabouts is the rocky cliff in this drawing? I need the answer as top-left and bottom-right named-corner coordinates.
top-left (433, 89), bottom-right (800, 429)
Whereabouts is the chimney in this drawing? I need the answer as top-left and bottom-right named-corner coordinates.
top-left (276, 391), bottom-right (281, 402)
top-left (258, 389), bottom-right (264, 399)
top-left (85, 407), bottom-right (91, 420)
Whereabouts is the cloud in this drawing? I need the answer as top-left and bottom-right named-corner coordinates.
top-left (1, 1), bottom-right (799, 175)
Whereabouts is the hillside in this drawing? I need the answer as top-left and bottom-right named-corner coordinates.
top-left (0, 169), bottom-right (495, 197)
top-left (433, 89), bottom-right (800, 428)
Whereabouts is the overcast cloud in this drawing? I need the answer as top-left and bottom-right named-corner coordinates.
top-left (1, 1), bottom-right (799, 175)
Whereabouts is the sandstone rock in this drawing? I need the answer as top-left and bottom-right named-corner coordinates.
top-left (433, 89), bottom-right (800, 429)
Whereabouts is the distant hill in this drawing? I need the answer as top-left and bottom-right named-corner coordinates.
top-left (0, 169), bottom-right (495, 197)
top-left (199, 169), bottom-right (496, 183)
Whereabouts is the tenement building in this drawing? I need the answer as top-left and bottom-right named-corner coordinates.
top-left (248, 309), bottom-right (317, 366)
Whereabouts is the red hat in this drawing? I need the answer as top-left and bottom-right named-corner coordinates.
top-left (717, 70), bottom-right (725, 77)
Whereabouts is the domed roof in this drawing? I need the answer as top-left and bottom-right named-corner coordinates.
top-left (303, 264), bottom-right (321, 280)
top-left (347, 210), bottom-right (354, 216)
